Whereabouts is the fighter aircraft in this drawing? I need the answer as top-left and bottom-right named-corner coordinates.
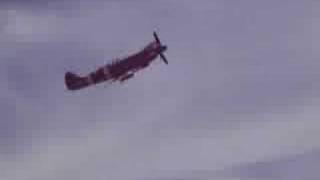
top-left (65, 31), bottom-right (168, 91)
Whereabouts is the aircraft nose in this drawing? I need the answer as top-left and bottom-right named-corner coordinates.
top-left (161, 45), bottom-right (167, 52)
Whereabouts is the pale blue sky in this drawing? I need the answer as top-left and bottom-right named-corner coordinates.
top-left (0, 1), bottom-right (318, 180)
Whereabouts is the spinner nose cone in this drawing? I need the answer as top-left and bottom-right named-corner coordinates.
top-left (161, 45), bottom-right (168, 52)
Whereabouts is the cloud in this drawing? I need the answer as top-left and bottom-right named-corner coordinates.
top-left (0, 1), bottom-right (318, 180)
top-left (218, 150), bottom-right (320, 180)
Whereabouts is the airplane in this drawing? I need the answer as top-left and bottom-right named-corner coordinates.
top-left (65, 31), bottom-right (168, 91)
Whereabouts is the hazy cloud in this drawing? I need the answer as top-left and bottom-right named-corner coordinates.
top-left (0, 1), bottom-right (317, 180)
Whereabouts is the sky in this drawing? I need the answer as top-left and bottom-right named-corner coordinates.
top-left (0, 0), bottom-right (319, 180)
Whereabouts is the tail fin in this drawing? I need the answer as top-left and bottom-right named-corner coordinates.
top-left (65, 72), bottom-right (82, 90)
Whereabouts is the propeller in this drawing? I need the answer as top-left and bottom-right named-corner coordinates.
top-left (160, 53), bottom-right (168, 65)
top-left (153, 31), bottom-right (161, 44)
top-left (153, 31), bottom-right (168, 65)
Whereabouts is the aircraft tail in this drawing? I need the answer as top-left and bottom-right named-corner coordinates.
top-left (65, 72), bottom-right (84, 90)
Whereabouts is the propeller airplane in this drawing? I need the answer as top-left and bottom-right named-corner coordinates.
top-left (65, 31), bottom-right (168, 91)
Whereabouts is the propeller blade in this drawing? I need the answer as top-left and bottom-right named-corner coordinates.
top-left (153, 31), bottom-right (161, 44)
top-left (160, 53), bottom-right (168, 65)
